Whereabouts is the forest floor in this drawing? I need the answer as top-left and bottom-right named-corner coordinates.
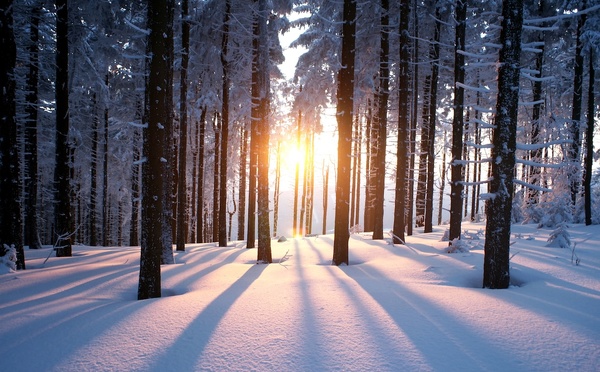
top-left (1, 221), bottom-right (599, 371)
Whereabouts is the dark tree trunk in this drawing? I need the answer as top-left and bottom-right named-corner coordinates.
top-left (569, 2), bottom-right (586, 205)
top-left (139, 0), bottom-right (172, 300)
top-left (449, 0), bottom-right (467, 241)
top-left (392, 0), bottom-right (410, 245)
top-left (161, 0), bottom-right (175, 264)
top-left (483, 0), bottom-right (523, 289)
top-left (415, 75), bottom-right (430, 228)
top-left (24, 4), bottom-right (41, 250)
top-left (363, 99), bottom-right (375, 232)
top-left (407, 1), bottom-right (419, 236)
top-left (102, 75), bottom-right (110, 247)
top-left (584, 50), bottom-right (595, 226)
top-left (90, 94), bottom-right (99, 246)
top-left (176, 0), bottom-right (190, 251)
top-left (212, 114), bottom-right (221, 243)
top-left (424, 7), bottom-right (441, 234)
top-left (219, 0), bottom-right (231, 247)
top-left (372, 0), bottom-right (390, 240)
top-left (196, 108), bottom-right (207, 243)
top-left (255, 0), bottom-right (271, 263)
top-left (0, 0), bottom-right (24, 269)
top-left (438, 130), bottom-right (447, 225)
top-left (333, 0), bottom-right (357, 265)
top-left (237, 122), bottom-right (248, 240)
top-left (53, 0), bottom-right (73, 258)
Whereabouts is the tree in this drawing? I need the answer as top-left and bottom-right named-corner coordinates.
top-left (24, 3), bottom-right (41, 250)
top-left (219, 0), bottom-right (231, 247)
top-left (0, 0), bottom-right (25, 269)
top-left (449, 0), bottom-right (467, 242)
top-left (333, 0), bottom-right (357, 266)
top-left (371, 0), bottom-right (390, 240)
top-left (53, 0), bottom-right (73, 258)
top-left (392, 0), bottom-right (410, 245)
top-left (584, 49), bottom-right (595, 225)
top-left (255, 0), bottom-right (271, 263)
top-left (139, 0), bottom-right (172, 300)
top-left (176, 0), bottom-right (190, 252)
top-left (483, 0), bottom-right (523, 289)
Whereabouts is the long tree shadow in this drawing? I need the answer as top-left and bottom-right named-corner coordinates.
top-left (151, 263), bottom-right (268, 372)
top-left (336, 263), bottom-right (523, 370)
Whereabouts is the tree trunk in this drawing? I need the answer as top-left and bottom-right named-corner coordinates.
top-left (176, 0), bottom-right (190, 251)
top-left (139, 0), bottom-right (172, 300)
top-left (372, 0), bottom-right (390, 240)
top-left (0, 0), bottom-right (24, 269)
top-left (273, 142), bottom-right (281, 237)
top-left (437, 130), bottom-right (447, 225)
top-left (219, 0), bottom-right (231, 247)
top-left (90, 94), bottom-right (99, 246)
top-left (256, 0), bottom-right (271, 263)
top-left (237, 122), bottom-right (248, 240)
top-left (415, 75), bottom-right (430, 228)
top-left (102, 75), bottom-right (110, 247)
top-left (212, 113), bottom-right (221, 243)
top-left (392, 0), bottom-right (410, 245)
top-left (449, 0), bottom-right (467, 240)
top-left (363, 98), bottom-right (374, 232)
top-left (323, 161), bottom-right (329, 235)
top-left (584, 50), bottom-right (595, 226)
top-left (407, 0), bottom-right (419, 236)
top-left (293, 106), bottom-right (302, 237)
top-left (333, 0), bottom-right (357, 265)
top-left (196, 108), bottom-right (207, 243)
top-left (483, 0), bottom-right (523, 289)
top-left (569, 2), bottom-right (586, 206)
top-left (53, 0), bottom-right (73, 258)
top-left (424, 7), bottom-right (441, 234)
top-left (24, 4), bottom-right (41, 250)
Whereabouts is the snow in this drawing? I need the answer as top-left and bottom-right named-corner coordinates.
top-left (1, 222), bottom-right (599, 371)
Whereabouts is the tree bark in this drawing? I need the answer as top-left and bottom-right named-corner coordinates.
top-left (0, 0), bottom-right (24, 269)
top-left (53, 0), bottom-right (73, 258)
top-left (24, 4), bottom-right (41, 250)
top-left (255, 0), bottom-right (271, 263)
top-left (237, 122), bottom-right (248, 240)
top-left (372, 0), bottom-right (390, 240)
top-left (176, 0), bottom-right (190, 251)
top-left (483, 0), bottom-right (523, 289)
top-left (196, 108), bottom-right (207, 243)
top-left (139, 0), bottom-right (172, 300)
top-left (449, 0), bottom-right (467, 241)
top-left (218, 0), bottom-right (231, 247)
top-left (584, 50), bottom-right (595, 226)
top-left (569, 1), bottom-right (586, 205)
top-left (333, 0), bottom-right (357, 265)
top-left (392, 0), bottom-right (410, 245)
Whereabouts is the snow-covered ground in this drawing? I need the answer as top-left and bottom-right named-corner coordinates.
top-left (1, 222), bottom-right (599, 371)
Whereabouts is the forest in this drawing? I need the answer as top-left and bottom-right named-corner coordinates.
top-left (0, 0), bottom-right (599, 295)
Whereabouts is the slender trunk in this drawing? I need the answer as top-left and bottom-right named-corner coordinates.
top-left (176, 0), bottom-right (190, 251)
top-left (273, 142), bottom-right (281, 237)
top-left (218, 0), bottom-right (231, 247)
top-left (416, 75), bottom-right (430, 228)
top-left (212, 113), bottom-right (221, 242)
top-left (333, 0), bottom-right (357, 265)
top-left (90, 94), bottom-right (99, 246)
top-left (584, 50), bottom-right (595, 226)
top-left (569, 1), bottom-right (586, 205)
top-left (363, 99), bottom-right (374, 231)
top-left (372, 0), bottom-right (390, 240)
top-left (24, 4), bottom-right (41, 250)
top-left (103, 75), bottom-right (110, 247)
top-left (53, 0), bottom-right (73, 257)
top-left (293, 106), bottom-right (302, 237)
top-left (323, 162), bottom-right (329, 235)
top-left (437, 129), bottom-right (447, 225)
top-left (392, 0), bottom-right (410, 244)
top-left (424, 7), bottom-right (441, 234)
top-left (196, 108), bottom-right (207, 243)
top-left (237, 122), bottom-right (248, 240)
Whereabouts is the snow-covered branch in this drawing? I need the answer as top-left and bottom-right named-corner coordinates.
top-left (513, 179), bottom-right (552, 192)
